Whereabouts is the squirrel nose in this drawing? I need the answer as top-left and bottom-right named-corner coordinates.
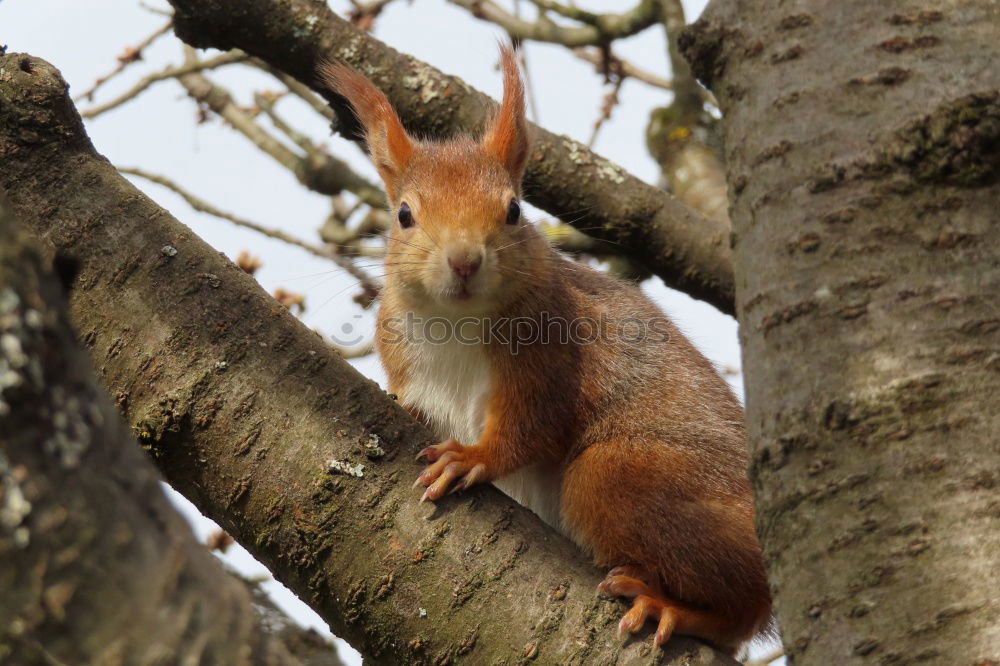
top-left (448, 253), bottom-right (482, 279)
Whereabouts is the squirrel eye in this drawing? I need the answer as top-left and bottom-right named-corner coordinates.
top-left (506, 199), bottom-right (521, 226)
top-left (398, 202), bottom-right (414, 229)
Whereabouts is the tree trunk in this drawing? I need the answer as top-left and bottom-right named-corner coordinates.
top-left (166, 0), bottom-right (736, 315)
top-left (0, 195), bottom-right (325, 665)
top-left (682, 1), bottom-right (1000, 664)
top-left (0, 52), bottom-right (735, 666)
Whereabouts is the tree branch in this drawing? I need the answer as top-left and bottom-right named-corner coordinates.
top-left (243, 579), bottom-right (348, 666)
top-left (117, 166), bottom-right (381, 302)
top-left (0, 53), bottom-right (735, 666)
top-left (572, 46), bottom-right (675, 92)
top-left (636, 0), bottom-right (730, 224)
top-left (74, 20), bottom-right (174, 102)
top-left (0, 194), bottom-right (318, 666)
top-left (449, 0), bottom-right (660, 47)
top-left (167, 0), bottom-right (735, 314)
top-left (175, 62), bottom-right (387, 210)
top-left (80, 50), bottom-right (248, 118)
top-left (250, 58), bottom-right (340, 124)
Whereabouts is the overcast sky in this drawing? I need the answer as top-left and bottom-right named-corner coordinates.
top-left (0, 1), bottom-right (774, 663)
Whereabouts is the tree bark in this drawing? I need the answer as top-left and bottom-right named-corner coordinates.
top-left (244, 579), bottom-right (348, 666)
top-left (0, 195), bottom-right (321, 665)
top-left (682, 2), bottom-right (1000, 664)
top-left (165, 0), bottom-right (736, 315)
top-left (0, 53), bottom-right (735, 666)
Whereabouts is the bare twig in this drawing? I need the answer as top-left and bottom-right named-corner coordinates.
top-left (572, 47), bottom-right (668, 90)
top-left (175, 57), bottom-right (386, 209)
top-left (138, 1), bottom-right (173, 16)
top-left (80, 51), bottom-right (247, 118)
top-left (448, 0), bottom-right (660, 47)
top-left (587, 77), bottom-right (623, 148)
top-left (254, 91), bottom-right (315, 154)
top-left (572, 47), bottom-right (718, 107)
top-left (249, 59), bottom-right (338, 124)
top-left (74, 21), bottom-right (174, 102)
top-left (117, 166), bottom-right (325, 255)
top-left (526, 0), bottom-right (600, 23)
top-left (658, 0), bottom-right (703, 113)
top-left (215, 58), bottom-right (392, 248)
top-left (118, 166), bottom-right (381, 301)
top-left (320, 207), bottom-right (391, 254)
top-left (319, 197), bottom-right (387, 252)
top-left (347, 0), bottom-right (399, 31)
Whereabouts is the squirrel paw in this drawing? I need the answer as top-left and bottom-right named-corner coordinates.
top-left (414, 439), bottom-right (488, 502)
top-left (598, 568), bottom-right (737, 651)
top-left (596, 569), bottom-right (686, 648)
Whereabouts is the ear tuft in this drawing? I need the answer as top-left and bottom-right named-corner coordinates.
top-left (483, 44), bottom-right (531, 185)
top-left (318, 60), bottom-right (413, 197)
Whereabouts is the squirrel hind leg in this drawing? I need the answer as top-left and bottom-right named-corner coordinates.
top-left (598, 569), bottom-right (742, 655)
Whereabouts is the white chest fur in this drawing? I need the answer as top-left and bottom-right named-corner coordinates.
top-left (400, 332), bottom-right (564, 531)
top-left (403, 335), bottom-right (492, 447)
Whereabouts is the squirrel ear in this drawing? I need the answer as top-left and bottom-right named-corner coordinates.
top-left (483, 45), bottom-right (530, 184)
top-left (319, 61), bottom-right (413, 197)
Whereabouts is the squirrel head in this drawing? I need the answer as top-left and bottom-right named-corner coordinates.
top-left (320, 46), bottom-right (546, 315)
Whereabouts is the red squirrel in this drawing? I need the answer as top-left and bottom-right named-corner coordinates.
top-left (320, 47), bottom-right (772, 654)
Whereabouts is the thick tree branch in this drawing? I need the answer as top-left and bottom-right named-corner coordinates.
top-left (166, 0), bottom-right (736, 314)
top-left (0, 195), bottom-right (316, 665)
top-left (0, 53), bottom-right (735, 666)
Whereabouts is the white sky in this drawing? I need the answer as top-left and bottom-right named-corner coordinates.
top-left (0, 1), bottom-right (778, 663)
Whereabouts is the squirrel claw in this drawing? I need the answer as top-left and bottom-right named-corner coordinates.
top-left (598, 568), bottom-right (675, 647)
top-left (414, 441), bottom-right (488, 501)
top-left (599, 567), bottom-right (728, 651)
top-left (415, 438), bottom-right (463, 463)
top-left (599, 574), bottom-right (656, 599)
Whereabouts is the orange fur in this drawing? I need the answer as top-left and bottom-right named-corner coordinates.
top-left (320, 47), bottom-right (773, 653)
top-left (483, 45), bottom-right (530, 183)
top-left (318, 61), bottom-right (413, 197)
